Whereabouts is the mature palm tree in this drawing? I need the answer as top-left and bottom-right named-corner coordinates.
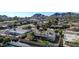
top-left (51, 17), bottom-right (65, 46)
top-left (58, 29), bottom-right (64, 47)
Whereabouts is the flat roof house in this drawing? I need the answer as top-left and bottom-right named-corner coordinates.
top-left (5, 28), bottom-right (32, 36)
top-left (34, 33), bottom-right (56, 42)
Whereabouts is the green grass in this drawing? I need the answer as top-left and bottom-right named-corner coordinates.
top-left (38, 40), bottom-right (49, 46)
top-left (65, 41), bottom-right (79, 47)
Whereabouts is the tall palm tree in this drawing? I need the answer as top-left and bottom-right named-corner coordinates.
top-left (58, 29), bottom-right (64, 47)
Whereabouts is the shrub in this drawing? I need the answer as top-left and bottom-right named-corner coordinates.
top-left (3, 36), bottom-right (11, 44)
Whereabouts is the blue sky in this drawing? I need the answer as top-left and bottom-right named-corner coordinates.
top-left (0, 12), bottom-right (54, 17)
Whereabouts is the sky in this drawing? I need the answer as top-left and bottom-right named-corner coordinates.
top-left (0, 12), bottom-right (54, 17)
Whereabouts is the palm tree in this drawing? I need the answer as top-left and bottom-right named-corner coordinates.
top-left (58, 29), bottom-right (64, 47)
top-left (54, 29), bottom-right (60, 43)
top-left (54, 29), bottom-right (64, 47)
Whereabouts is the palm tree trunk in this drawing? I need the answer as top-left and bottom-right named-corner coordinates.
top-left (59, 36), bottom-right (63, 47)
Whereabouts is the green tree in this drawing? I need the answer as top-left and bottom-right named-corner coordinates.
top-left (54, 29), bottom-right (64, 47)
top-left (54, 18), bottom-right (59, 25)
top-left (47, 20), bottom-right (53, 27)
top-left (36, 25), bottom-right (40, 30)
top-left (23, 25), bottom-right (32, 29)
top-left (13, 16), bottom-right (19, 20)
top-left (27, 26), bottom-right (32, 29)
top-left (58, 29), bottom-right (64, 47)
top-left (42, 25), bottom-right (47, 31)
top-left (12, 22), bottom-right (17, 31)
top-left (26, 32), bottom-right (35, 41)
top-left (0, 37), bottom-right (4, 43)
top-left (0, 36), bottom-right (4, 47)
top-left (3, 36), bottom-right (11, 44)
